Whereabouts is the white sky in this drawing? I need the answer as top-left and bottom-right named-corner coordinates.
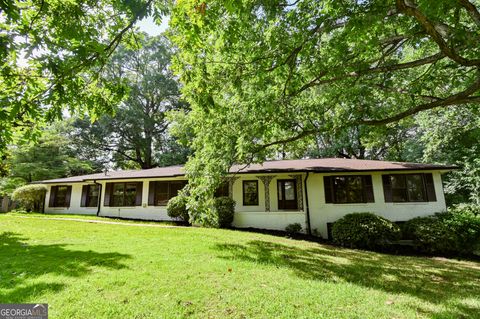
top-left (136, 16), bottom-right (169, 36)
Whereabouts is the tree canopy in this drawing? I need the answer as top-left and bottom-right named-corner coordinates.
top-left (70, 35), bottom-right (190, 169)
top-left (0, 0), bottom-right (168, 154)
top-left (168, 0), bottom-right (480, 217)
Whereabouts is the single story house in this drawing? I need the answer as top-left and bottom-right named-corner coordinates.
top-left (37, 158), bottom-right (455, 238)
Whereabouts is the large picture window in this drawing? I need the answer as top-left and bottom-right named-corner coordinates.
top-left (48, 185), bottom-right (72, 207)
top-left (324, 175), bottom-right (374, 204)
top-left (104, 182), bottom-right (143, 207)
top-left (277, 179), bottom-right (298, 210)
top-left (382, 173), bottom-right (436, 202)
top-left (148, 181), bottom-right (187, 206)
top-left (81, 184), bottom-right (100, 207)
top-left (242, 180), bottom-right (259, 206)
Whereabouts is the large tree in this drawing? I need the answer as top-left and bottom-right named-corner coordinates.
top-left (168, 0), bottom-right (480, 220)
top-left (71, 35), bottom-right (189, 169)
top-left (5, 122), bottom-right (97, 183)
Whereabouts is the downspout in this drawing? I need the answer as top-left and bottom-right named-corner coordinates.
top-left (93, 180), bottom-right (102, 216)
top-left (303, 172), bottom-right (312, 236)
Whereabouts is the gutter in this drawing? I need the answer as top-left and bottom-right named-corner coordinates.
top-left (303, 172), bottom-right (312, 236)
top-left (93, 180), bottom-right (102, 216)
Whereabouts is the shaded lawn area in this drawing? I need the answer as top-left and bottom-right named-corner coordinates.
top-left (0, 215), bottom-right (479, 318)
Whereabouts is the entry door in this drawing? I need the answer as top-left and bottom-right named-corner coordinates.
top-left (277, 179), bottom-right (298, 210)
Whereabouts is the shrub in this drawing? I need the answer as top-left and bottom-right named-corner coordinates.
top-left (211, 196), bottom-right (236, 228)
top-left (332, 213), bottom-right (401, 250)
top-left (449, 203), bottom-right (480, 216)
top-left (285, 223), bottom-right (302, 235)
top-left (166, 195), bottom-right (190, 223)
top-left (11, 184), bottom-right (47, 212)
top-left (404, 212), bottom-right (480, 255)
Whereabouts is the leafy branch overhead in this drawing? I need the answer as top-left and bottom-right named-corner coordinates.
top-left (167, 0), bottom-right (480, 213)
top-left (0, 0), bottom-right (167, 153)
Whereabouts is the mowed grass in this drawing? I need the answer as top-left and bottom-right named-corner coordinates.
top-left (1, 215), bottom-right (480, 319)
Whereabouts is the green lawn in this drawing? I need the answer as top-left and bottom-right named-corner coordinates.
top-left (1, 214), bottom-right (479, 318)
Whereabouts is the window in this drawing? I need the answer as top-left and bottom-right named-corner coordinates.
top-left (81, 184), bottom-right (100, 207)
top-left (382, 173), bottom-right (436, 202)
top-left (324, 175), bottom-right (374, 204)
top-left (214, 181), bottom-right (229, 198)
top-left (277, 179), bottom-right (298, 210)
top-left (148, 181), bottom-right (187, 206)
top-left (104, 182), bottom-right (142, 207)
top-left (242, 180), bottom-right (259, 206)
top-left (48, 185), bottom-right (72, 207)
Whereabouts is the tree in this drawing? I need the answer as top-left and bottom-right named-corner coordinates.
top-left (0, 0), bottom-right (168, 155)
top-left (6, 122), bottom-right (97, 182)
top-left (70, 35), bottom-right (189, 169)
top-left (417, 105), bottom-right (480, 204)
top-left (168, 0), bottom-right (480, 221)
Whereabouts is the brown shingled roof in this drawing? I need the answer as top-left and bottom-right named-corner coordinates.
top-left (35, 158), bottom-right (457, 184)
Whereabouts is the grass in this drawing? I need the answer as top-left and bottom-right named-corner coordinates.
top-left (7, 211), bottom-right (181, 226)
top-left (1, 214), bottom-right (480, 318)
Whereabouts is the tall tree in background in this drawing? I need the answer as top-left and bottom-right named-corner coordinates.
top-left (71, 35), bottom-right (189, 169)
top-left (168, 0), bottom-right (480, 221)
top-left (2, 121), bottom-right (97, 184)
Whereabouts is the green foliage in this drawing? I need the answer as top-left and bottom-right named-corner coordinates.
top-left (403, 212), bottom-right (480, 255)
top-left (7, 122), bottom-right (96, 182)
top-left (285, 223), bottom-right (302, 235)
top-left (0, 177), bottom-right (26, 197)
top-left (0, 0), bottom-right (169, 155)
top-left (11, 184), bottom-right (47, 212)
top-left (211, 196), bottom-right (236, 229)
top-left (70, 35), bottom-right (190, 169)
top-left (332, 213), bottom-right (401, 250)
top-left (449, 203), bottom-right (480, 216)
top-left (168, 0), bottom-right (480, 218)
top-left (418, 106), bottom-right (480, 205)
top-left (166, 195), bottom-right (190, 223)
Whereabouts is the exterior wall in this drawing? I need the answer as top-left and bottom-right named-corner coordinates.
top-left (44, 183), bottom-right (97, 215)
top-left (43, 170), bottom-right (447, 237)
top-left (307, 171), bottom-right (447, 238)
top-left (232, 173), bottom-right (306, 231)
top-left (98, 177), bottom-right (187, 221)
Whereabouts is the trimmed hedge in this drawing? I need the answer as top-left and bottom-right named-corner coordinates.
top-left (166, 195), bottom-right (190, 224)
top-left (212, 196), bottom-right (236, 228)
top-left (11, 184), bottom-right (47, 212)
top-left (403, 211), bottom-right (480, 255)
top-left (332, 213), bottom-right (401, 250)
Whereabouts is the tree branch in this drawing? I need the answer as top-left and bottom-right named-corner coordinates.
top-left (359, 74), bottom-right (480, 125)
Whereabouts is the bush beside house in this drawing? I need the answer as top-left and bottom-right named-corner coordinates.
top-left (11, 184), bottom-right (47, 212)
top-left (332, 213), bottom-right (401, 250)
top-left (166, 195), bottom-right (190, 224)
top-left (332, 207), bottom-right (480, 256)
top-left (212, 196), bottom-right (236, 228)
top-left (403, 211), bottom-right (480, 255)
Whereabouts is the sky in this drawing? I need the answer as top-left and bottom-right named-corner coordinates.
top-left (136, 16), bottom-right (169, 36)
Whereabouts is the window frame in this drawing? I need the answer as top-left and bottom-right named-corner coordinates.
top-left (277, 179), bottom-right (298, 210)
top-left (325, 175), bottom-right (373, 204)
top-left (53, 186), bottom-right (69, 207)
top-left (386, 174), bottom-right (428, 203)
top-left (242, 180), bottom-right (259, 206)
top-left (152, 180), bottom-right (187, 206)
top-left (83, 184), bottom-right (100, 208)
top-left (111, 182), bottom-right (139, 207)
